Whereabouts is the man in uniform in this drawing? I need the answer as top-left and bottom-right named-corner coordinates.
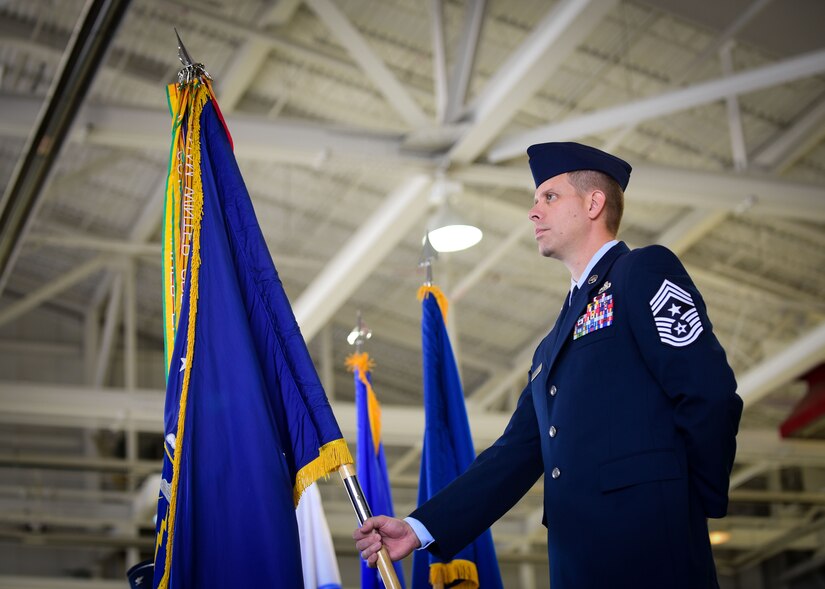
top-left (354, 142), bottom-right (743, 588)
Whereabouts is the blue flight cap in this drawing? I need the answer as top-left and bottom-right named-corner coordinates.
top-left (127, 560), bottom-right (153, 589)
top-left (527, 142), bottom-right (632, 190)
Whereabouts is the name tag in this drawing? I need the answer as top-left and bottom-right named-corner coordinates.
top-left (531, 363), bottom-right (543, 381)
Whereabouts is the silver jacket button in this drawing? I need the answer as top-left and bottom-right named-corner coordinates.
top-left (549, 385), bottom-right (557, 396)
top-left (549, 426), bottom-right (557, 438)
top-left (551, 467), bottom-right (561, 479)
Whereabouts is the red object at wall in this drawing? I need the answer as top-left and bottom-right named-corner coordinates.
top-left (779, 363), bottom-right (825, 438)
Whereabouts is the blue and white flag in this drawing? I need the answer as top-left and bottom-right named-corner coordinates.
top-left (297, 483), bottom-right (343, 589)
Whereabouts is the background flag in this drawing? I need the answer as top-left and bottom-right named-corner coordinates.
top-left (347, 352), bottom-right (407, 589)
top-left (413, 286), bottom-right (503, 589)
top-left (297, 483), bottom-right (343, 589)
top-left (153, 79), bottom-right (352, 589)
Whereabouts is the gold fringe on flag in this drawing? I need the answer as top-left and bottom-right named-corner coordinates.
top-left (293, 438), bottom-right (354, 506)
top-left (157, 80), bottom-right (209, 589)
top-left (429, 559), bottom-right (480, 589)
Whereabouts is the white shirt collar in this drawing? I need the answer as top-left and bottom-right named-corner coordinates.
top-left (569, 240), bottom-right (619, 301)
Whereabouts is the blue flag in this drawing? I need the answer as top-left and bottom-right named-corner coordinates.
top-left (153, 80), bottom-right (352, 589)
top-left (347, 353), bottom-right (407, 589)
top-left (413, 286), bottom-right (503, 589)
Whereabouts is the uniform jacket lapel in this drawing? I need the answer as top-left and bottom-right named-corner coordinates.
top-left (542, 242), bottom-right (629, 374)
top-left (532, 294), bottom-right (570, 396)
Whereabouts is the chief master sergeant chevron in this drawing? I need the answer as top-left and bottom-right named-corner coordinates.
top-left (353, 141), bottom-right (744, 589)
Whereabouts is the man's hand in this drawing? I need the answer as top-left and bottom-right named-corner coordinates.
top-left (353, 516), bottom-right (421, 567)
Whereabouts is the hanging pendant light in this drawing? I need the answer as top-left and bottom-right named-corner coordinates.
top-left (424, 177), bottom-right (482, 253)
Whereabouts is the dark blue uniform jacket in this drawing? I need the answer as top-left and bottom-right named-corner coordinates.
top-left (410, 242), bottom-right (743, 589)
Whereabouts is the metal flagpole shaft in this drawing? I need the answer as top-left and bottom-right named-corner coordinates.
top-left (338, 464), bottom-right (402, 589)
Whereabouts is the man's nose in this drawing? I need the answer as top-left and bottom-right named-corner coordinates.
top-left (528, 203), bottom-right (541, 221)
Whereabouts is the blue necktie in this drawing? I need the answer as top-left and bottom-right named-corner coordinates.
top-left (568, 285), bottom-right (579, 308)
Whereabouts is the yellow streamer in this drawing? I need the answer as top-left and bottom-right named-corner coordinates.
top-left (346, 352), bottom-right (382, 456)
top-left (417, 285), bottom-right (449, 321)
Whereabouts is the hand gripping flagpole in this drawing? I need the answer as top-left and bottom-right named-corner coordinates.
top-left (338, 463), bottom-right (401, 589)
top-left (343, 311), bottom-right (402, 589)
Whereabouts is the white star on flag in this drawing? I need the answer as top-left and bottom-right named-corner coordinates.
top-left (180, 357), bottom-right (187, 372)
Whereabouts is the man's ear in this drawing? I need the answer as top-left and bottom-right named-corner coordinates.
top-left (587, 190), bottom-right (606, 220)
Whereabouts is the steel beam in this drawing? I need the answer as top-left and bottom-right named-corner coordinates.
top-left (0, 0), bottom-right (132, 296)
top-left (214, 40), bottom-right (272, 112)
top-left (305, 0), bottom-right (429, 128)
top-left (293, 175), bottom-right (430, 341)
top-left (451, 224), bottom-right (526, 303)
top-left (602, 0), bottom-right (773, 153)
top-left (490, 48), bottom-right (825, 162)
top-left (737, 322), bottom-right (825, 409)
top-left (0, 94), bottom-right (434, 168)
top-left (752, 94), bottom-right (825, 173)
top-left (122, 261), bottom-right (137, 390)
top-left (260, 0), bottom-right (303, 26)
top-left (429, 0), bottom-right (448, 124)
top-left (0, 257), bottom-right (106, 328)
top-left (451, 162), bottom-right (825, 222)
top-left (25, 234), bottom-right (160, 257)
top-left (449, 0), bottom-right (616, 163)
top-left (2, 95), bottom-right (821, 221)
top-left (720, 43), bottom-right (748, 171)
top-left (7, 382), bottom-right (821, 461)
top-left (0, 453), bottom-right (158, 475)
top-left (444, 0), bottom-right (486, 123)
top-left (93, 273), bottom-right (123, 388)
top-left (654, 209), bottom-right (728, 255)
top-left (627, 163), bottom-right (825, 222)
top-left (0, 575), bottom-right (127, 589)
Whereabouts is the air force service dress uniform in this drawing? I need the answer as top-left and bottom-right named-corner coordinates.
top-left (409, 143), bottom-right (743, 589)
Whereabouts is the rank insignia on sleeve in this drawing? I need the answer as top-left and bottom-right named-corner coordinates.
top-left (649, 279), bottom-right (704, 347)
top-left (573, 293), bottom-right (613, 340)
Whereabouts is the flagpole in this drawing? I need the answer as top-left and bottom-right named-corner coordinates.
top-left (338, 464), bottom-right (402, 589)
top-left (419, 234), bottom-right (438, 286)
top-left (418, 239), bottom-right (442, 589)
top-left (343, 311), bottom-right (402, 589)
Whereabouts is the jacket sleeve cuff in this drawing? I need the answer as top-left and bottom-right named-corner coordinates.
top-left (404, 516), bottom-right (434, 549)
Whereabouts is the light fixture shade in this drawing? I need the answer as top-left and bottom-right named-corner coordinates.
top-left (428, 224), bottom-right (483, 252)
top-left (426, 202), bottom-right (483, 252)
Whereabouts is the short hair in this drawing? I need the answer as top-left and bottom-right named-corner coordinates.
top-left (567, 170), bottom-right (624, 235)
